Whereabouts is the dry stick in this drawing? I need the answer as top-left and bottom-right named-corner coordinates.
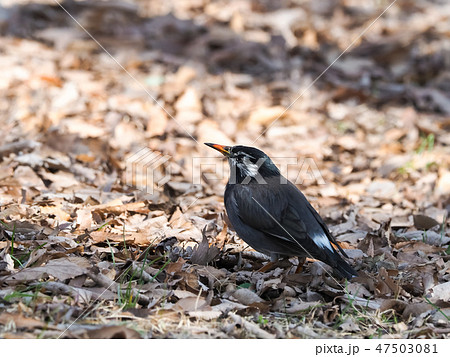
top-left (228, 312), bottom-right (275, 339)
top-left (0, 140), bottom-right (39, 159)
top-left (433, 328), bottom-right (450, 334)
top-left (34, 281), bottom-right (115, 304)
top-left (86, 271), bottom-right (150, 306)
top-left (32, 281), bottom-right (80, 298)
top-left (129, 261), bottom-right (155, 283)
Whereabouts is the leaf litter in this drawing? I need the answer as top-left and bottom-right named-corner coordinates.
top-left (0, 0), bottom-right (449, 339)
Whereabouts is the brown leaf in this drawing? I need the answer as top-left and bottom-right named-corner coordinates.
top-left (336, 231), bottom-right (367, 245)
top-left (396, 251), bottom-right (427, 265)
top-left (436, 170), bottom-right (450, 196)
top-left (367, 238), bottom-right (374, 258)
top-left (86, 325), bottom-right (141, 339)
top-left (14, 166), bottom-right (46, 190)
top-left (174, 296), bottom-right (207, 311)
top-left (40, 205), bottom-right (71, 221)
top-left (339, 316), bottom-right (361, 332)
top-left (190, 228), bottom-right (220, 265)
top-left (380, 299), bottom-right (407, 314)
top-left (0, 312), bottom-right (46, 329)
top-left (177, 270), bottom-right (200, 292)
top-left (211, 300), bottom-right (247, 313)
top-left (232, 288), bottom-right (264, 305)
top-left (413, 214), bottom-right (440, 230)
top-left (0, 253), bottom-right (14, 273)
top-left (166, 257), bottom-right (186, 274)
top-left (395, 241), bottom-right (445, 254)
top-left (215, 223), bottom-right (229, 248)
top-left (172, 289), bottom-right (197, 299)
top-left (402, 303), bottom-right (433, 319)
top-left (390, 216), bottom-right (414, 228)
top-left (247, 106), bottom-right (287, 126)
top-left (76, 208), bottom-right (93, 230)
top-left (323, 305), bottom-right (339, 323)
top-left (346, 282), bottom-right (371, 298)
top-left (90, 231), bottom-right (150, 245)
top-left (358, 233), bottom-right (389, 256)
top-left (187, 310), bottom-right (221, 320)
top-left (428, 282), bottom-right (450, 303)
top-left (146, 105), bottom-right (168, 137)
top-left (90, 200), bottom-right (149, 215)
top-left (282, 300), bottom-right (320, 314)
top-left (377, 268), bottom-right (404, 297)
top-left (5, 257), bottom-right (87, 283)
top-left (195, 265), bottom-right (227, 280)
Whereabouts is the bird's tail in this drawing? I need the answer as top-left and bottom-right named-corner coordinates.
top-left (333, 255), bottom-right (358, 279)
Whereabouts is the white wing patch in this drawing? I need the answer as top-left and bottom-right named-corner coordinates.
top-left (312, 233), bottom-right (334, 252)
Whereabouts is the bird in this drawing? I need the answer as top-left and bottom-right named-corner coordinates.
top-left (205, 143), bottom-right (357, 279)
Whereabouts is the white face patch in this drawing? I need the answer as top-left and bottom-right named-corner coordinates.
top-left (228, 151), bottom-right (267, 184)
top-left (238, 156), bottom-right (259, 177)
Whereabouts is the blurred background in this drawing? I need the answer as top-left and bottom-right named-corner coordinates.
top-left (0, 0), bottom-right (450, 339)
top-left (1, 0), bottom-right (449, 202)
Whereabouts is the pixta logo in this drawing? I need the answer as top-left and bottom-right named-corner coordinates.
top-left (125, 148), bottom-right (171, 193)
top-left (191, 156), bottom-right (325, 185)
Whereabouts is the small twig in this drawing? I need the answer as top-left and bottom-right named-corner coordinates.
top-left (86, 270), bottom-right (150, 306)
top-left (31, 282), bottom-right (92, 304)
top-left (32, 281), bottom-right (75, 294)
top-left (0, 140), bottom-right (39, 159)
top-left (129, 261), bottom-right (154, 283)
top-left (228, 312), bottom-right (275, 339)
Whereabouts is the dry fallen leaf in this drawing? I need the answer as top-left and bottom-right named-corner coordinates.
top-left (395, 241), bottom-right (445, 254)
top-left (85, 325), bottom-right (141, 339)
top-left (232, 288), bottom-right (264, 305)
top-left (190, 229), bottom-right (220, 265)
top-left (90, 231), bottom-right (150, 245)
top-left (5, 257), bottom-right (87, 283)
top-left (339, 316), bottom-right (361, 332)
top-left (174, 296), bottom-right (208, 311)
top-left (0, 313), bottom-right (46, 330)
top-left (247, 106), bottom-right (287, 126)
top-left (187, 310), bottom-right (221, 320)
top-left (428, 282), bottom-right (450, 303)
top-left (413, 214), bottom-right (440, 230)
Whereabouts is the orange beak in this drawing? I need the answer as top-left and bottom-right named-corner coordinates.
top-left (204, 143), bottom-right (231, 157)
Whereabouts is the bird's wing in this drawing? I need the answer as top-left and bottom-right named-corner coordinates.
top-left (302, 193), bottom-right (349, 258)
top-left (226, 180), bottom-right (357, 278)
top-left (284, 181), bottom-right (349, 257)
top-left (229, 182), bottom-right (329, 258)
top-left (228, 183), bottom-right (288, 230)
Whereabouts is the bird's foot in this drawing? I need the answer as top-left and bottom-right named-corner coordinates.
top-left (294, 257), bottom-right (307, 274)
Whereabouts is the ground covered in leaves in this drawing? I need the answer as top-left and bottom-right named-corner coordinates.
top-left (0, 0), bottom-right (450, 339)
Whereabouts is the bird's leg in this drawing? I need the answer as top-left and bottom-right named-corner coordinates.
top-left (294, 257), bottom-right (307, 274)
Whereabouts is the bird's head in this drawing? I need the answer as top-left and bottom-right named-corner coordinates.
top-left (205, 143), bottom-right (280, 183)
